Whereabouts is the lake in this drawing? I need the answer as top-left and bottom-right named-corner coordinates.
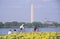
top-left (0, 28), bottom-right (60, 34)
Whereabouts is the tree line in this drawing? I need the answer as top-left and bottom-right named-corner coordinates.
top-left (0, 21), bottom-right (60, 28)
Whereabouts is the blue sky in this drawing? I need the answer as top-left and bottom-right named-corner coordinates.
top-left (0, 0), bottom-right (60, 22)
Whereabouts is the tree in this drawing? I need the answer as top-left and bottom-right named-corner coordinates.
top-left (11, 21), bottom-right (18, 26)
top-left (0, 22), bottom-right (4, 27)
top-left (52, 22), bottom-right (58, 27)
top-left (32, 22), bottom-right (42, 27)
top-left (24, 23), bottom-right (32, 27)
top-left (4, 22), bottom-right (12, 26)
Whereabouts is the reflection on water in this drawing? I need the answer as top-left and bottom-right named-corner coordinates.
top-left (0, 28), bottom-right (60, 34)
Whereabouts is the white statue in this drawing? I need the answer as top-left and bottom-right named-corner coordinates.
top-left (20, 24), bottom-right (24, 32)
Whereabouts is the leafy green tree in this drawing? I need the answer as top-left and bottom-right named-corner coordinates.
top-left (52, 22), bottom-right (58, 27)
top-left (11, 21), bottom-right (18, 26)
top-left (0, 22), bottom-right (4, 26)
top-left (18, 22), bottom-right (25, 26)
top-left (0, 22), bottom-right (4, 27)
top-left (24, 23), bottom-right (32, 27)
top-left (4, 22), bottom-right (12, 26)
top-left (32, 22), bottom-right (42, 27)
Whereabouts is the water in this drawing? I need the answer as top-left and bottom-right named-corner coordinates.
top-left (0, 28), bottom-right (60, 34)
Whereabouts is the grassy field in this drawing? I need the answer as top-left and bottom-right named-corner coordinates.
top-left (0, 32), bottom-right (60, 39)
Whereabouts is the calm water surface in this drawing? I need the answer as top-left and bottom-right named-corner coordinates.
top-left (0, 28), bottom-right (60, 34)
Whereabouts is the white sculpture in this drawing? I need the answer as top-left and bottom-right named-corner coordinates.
top-left (20, 24), bottom-right (24, 29)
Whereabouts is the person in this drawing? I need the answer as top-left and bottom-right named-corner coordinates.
top-left (34, 26), bottom-right (38, 32)
top-left (20, 24), bottom-right (24, 32)
top-left (8, 30), bottom-right (12, 34)
top-left (13, 29), bottom-right (17, 33)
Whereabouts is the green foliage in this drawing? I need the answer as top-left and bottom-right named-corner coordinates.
top-left (32, 22), bottom-right (42, 27)
top-left (4, 22), bottom-right (12, 26)
top-left (18, 22), bottom-right (25, 26)
top-left (52, 22), bottom-right (59, 27)
top-left (0, 21), bottom-right (60, 28)
top-left (0, 22), bottom-right (4, 26)
top-left (24, 23), bottom-right (32, 27)
top-left (0, 22), bottom-right (4, 27)
top-left (11, 21), bottom-right (18, 26)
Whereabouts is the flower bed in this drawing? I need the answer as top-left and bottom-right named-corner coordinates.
top-left (0, 32), bottom-right (60, 39)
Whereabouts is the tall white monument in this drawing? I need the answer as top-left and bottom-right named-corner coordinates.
top-left (31, 3), bottom-right (34, 23)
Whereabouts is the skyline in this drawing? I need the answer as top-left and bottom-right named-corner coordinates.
top-left (0, 0), bottom-right (60, 22)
